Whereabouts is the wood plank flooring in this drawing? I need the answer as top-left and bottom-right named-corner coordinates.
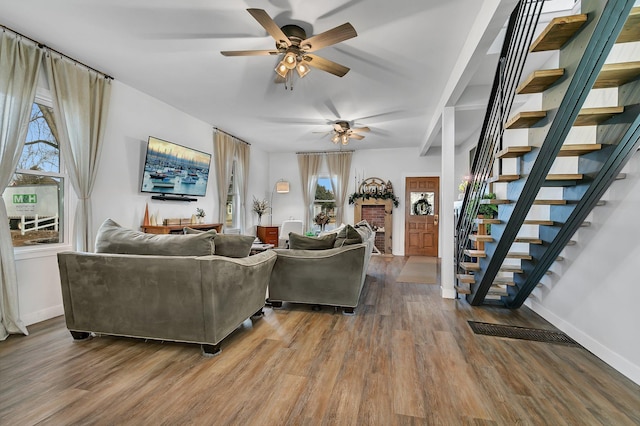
top-left (1, 256), bottom-right (639, 425)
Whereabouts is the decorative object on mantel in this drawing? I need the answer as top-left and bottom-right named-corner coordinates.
top-left (252, 196), bottom-right (269, 225)
top-left (143, 203), bottom-right (150, 226)
top-left (348, 177), bottom-right (400, 207)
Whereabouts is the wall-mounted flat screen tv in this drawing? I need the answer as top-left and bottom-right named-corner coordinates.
top-left (140, 136), bottom-right (212, 200)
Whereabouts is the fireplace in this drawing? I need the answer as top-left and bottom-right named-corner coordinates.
top-left (353, 199), bottom-right (393, 255)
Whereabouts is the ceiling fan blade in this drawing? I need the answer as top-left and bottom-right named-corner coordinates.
top-left (350, 133), bottom-right (365, 140)
top-left (332, 123), bottom-right (343, 132)
top-left (221, 50), bottom-right (280, 56)
top-left (351, 126), bottom-right (370, 133)
top-left (303, 54), bottom-right (350, 77)
top-left (247, 8), bottom-right (291, 47)
top-left (300, 23), bottom-right (357, 52)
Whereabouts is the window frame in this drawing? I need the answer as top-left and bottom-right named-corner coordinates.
top-left (313, 175), bottom-right (337, 227)
top-left (225, 160), bottom-right (241, 232)
top-left (11, 89), bottom-right (71, 256)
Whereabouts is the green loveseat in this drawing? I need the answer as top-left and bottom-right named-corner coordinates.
top-left (57, 219), bottom-right (276, 356)
top-left (267, 223), bottom-right (375, 314)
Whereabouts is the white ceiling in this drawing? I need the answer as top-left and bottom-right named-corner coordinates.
top-left (0, 0), bottom-right (571, 153)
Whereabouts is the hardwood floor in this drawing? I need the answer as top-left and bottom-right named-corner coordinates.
top-left (1, 256), bottom-right (639, 425)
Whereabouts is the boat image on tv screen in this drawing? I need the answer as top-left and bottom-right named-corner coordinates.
top-left (140, 136), bottom-right (212, 198)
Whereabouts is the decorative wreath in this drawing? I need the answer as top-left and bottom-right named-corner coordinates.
top-left (412, 197), bottom-right (432, 215)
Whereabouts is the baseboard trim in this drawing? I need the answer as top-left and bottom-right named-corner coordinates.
top-left (526, 299), bottom-right (640, 386)
top-left (441, 287), bottom-right (457, 299)
top-left (23, 305), bottom-right (64, 327)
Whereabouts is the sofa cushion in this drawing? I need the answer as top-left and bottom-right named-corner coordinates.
top-left (95, 219), bottom-right (215, 256)
top-left (184, 227), bottom-right (254, 258)
top-left (288, 232), bottom-right (337, 250)
top-left (334, 224), bottom-right (363, 247)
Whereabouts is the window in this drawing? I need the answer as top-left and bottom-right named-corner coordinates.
top-left (3, 101), bottom-right (65, 247)
top-left (313, 176), bottom-right (336, 228)
top-left (225, 161), bottom-right (240, 230)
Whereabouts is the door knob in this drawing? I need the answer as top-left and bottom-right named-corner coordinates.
top-left (434, 214), bottom-right (439, 225)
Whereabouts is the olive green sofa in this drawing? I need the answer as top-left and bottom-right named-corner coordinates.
top-left (57, 219), bottom-right (276, 356)
top-left (267, 223), bottom-right (375, 314)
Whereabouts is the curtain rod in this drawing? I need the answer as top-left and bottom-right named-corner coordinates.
top-left (1, 24), bottom-right (114, 80)
top-left (213, 127), bottom-right (251, 145)
top-left (296, 150), bottom-right (354, 155)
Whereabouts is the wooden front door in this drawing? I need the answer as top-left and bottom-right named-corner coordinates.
top-left (405, 177), bottom-right (439, 257)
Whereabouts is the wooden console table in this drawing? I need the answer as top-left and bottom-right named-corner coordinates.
top-left (141, 223), bottom-right (222, 234)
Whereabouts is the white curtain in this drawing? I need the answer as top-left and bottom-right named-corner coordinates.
top-left (326, 151), bottom-right (352, 225)
top-left (46, 53), bottom-right (111, 252)
top-left (214, 130), bottom-right (235, 228)
top-left (0, 31), bottom-right (43, 339)
top-left (297, 153), bottom-right (322, 231)
top-left (235, 141), bottom-right (250, 233)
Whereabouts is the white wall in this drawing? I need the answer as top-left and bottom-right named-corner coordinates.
top-left (268, 147), bottom-right (442, 255)
top-left (526, 152), bottom-right (640, 385)
top-left (15, 80), bottom-right (270, 326)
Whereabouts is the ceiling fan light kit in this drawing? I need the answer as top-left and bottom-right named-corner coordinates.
top-left (221, 8), bottom-right (357, 91)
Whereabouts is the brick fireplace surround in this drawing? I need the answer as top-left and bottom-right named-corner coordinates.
top-left (361, 205), bottom-right (386, 253)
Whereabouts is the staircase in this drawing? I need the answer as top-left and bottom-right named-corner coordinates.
top-left (455, 1), bottom-right (640, 308)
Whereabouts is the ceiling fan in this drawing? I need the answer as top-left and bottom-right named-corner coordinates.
top-left (325, 120), bottom-right (370, 145)
top-left (220, 9), bottom-right (357, 89)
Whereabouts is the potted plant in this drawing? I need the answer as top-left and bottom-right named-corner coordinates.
top-left (195, 208), bottom-right (206, 224)
top-left (478, 193), bottom-right (498, 218)
top-left (252, 196), bottom-right (268, 225)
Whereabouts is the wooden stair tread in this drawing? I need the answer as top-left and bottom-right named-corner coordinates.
top-left (505, 111), bottom-right (547, 129)
top-left (497, 143), bottom-right (604, 158)
top-left (617, 7), bottom-right (640, 43)
top-left (500, 265), bottom-right (523, 273)
top-left (515, 237), bottom-right (543, 244)
top-left (464, 249), bottom-right (486, 258)
top-left (496, 146), bottom-right (533, 158)
top-left (546, 173), bottom-right (584, 181)
top-left (544, 174), bottom-right (585, 186)
top-left (475, 218), bottom-right (501, 224)
top-left (489, 174), bottom-right (520, 183)
top-left (533, 199), bottom-right (567, 205)
top-left (480, 198), bottom-right (511, 205)
top-left (574, 106), bottom-right (625, 126)
top-left (488, 287), bottom-right (508, 296)
top-left (506, 252), bottom-right (533, 260)
top-left (523, 219), bottom-right (555, 226)
top-left (516, 68), bottom-right (565, 94)
top-left (594, 61), bottom-right (640, 88)
top-left (494, 277), bottom-right (516, 286)
top-left (530, 14), bottom-right (588, 52)
top-left (460, 262), bottom-right (480, 272)
top-left (455, 285), bottom-right (471, 295)
top-left (456, 274), bottom-right (475, 284)
top-left (469, 234), bottom-right (494, 243)
top-left (557, 144), bottom-right (603, 156)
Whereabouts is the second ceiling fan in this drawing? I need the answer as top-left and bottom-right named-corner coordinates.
top-left (221, 9), bottom-right (357, 89)
top-left (327, 121), bottom-right (370, 145)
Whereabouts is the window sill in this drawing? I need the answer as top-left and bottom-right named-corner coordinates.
top-left (14, 243), bottom-right (73, 261)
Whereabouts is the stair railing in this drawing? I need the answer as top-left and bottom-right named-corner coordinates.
top-left (456, 0), bottom-right (546, 268)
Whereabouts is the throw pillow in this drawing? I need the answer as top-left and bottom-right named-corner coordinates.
top-left (334, 224), bottom-right (363, 247)
top-left (184, 227), bottom-right (254, 258)
top-left (288, 232), bottom-right (337, 250)
top-left (95, 219), bottom-right (215, 256)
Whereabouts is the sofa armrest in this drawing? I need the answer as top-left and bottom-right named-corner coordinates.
top-left (197, 250), bottom-right (277, 343)
top-left (269, 244), bottom-right (367, 308)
